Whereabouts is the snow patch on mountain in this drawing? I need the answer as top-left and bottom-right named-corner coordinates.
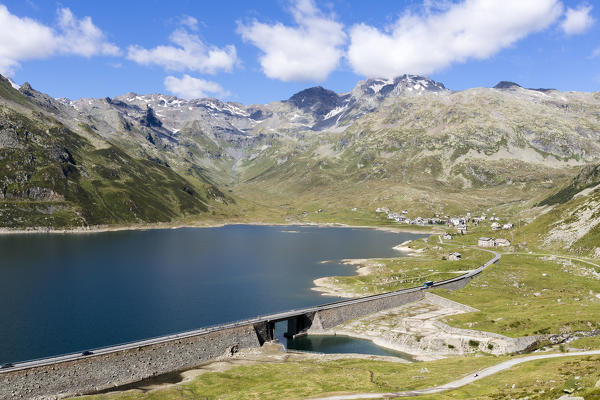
top-left (324, 105), bottom-right (348, 119)
top-left (8, 78), bottom-right (20, 90)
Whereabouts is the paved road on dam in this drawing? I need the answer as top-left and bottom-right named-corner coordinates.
top-left (0, 248), bottom-right (500, 374)
top-left (312, 350), bottom-right (600, 399)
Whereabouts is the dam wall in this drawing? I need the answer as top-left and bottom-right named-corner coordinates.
top-left (1, 250), bottom-right (499, 399)
top-left (0, 324), bottom-right (263, 400)
top-left (311, 289), bottom-right (425, 331)
top-left (309, 269), bottom-right (480, 332)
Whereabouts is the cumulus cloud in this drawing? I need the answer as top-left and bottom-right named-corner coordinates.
top-left (347, 0), bottom-right (563, 78)
top-left (561, 4), bottom-right (595, 35)
top-left (0, 4), bottom-right (120, 76)
top-left (0, 5), bottom-right (119, 75)
top-left (164, 75), bottom-right (230, 99)
top-left (237, 0), bottom-right (346, 82)
top-left (56, 8), bottom-right (120, 57)
top-left (179, 15), bottom-right (199, 31)
top-left (127, 28), bottom-right (237, 74)
top-left (0, 5), bottom-right (55, 74)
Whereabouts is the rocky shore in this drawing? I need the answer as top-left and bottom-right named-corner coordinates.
top-left (308, 293), bottom-right (541, 362)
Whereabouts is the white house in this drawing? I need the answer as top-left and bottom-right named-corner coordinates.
top-left (442, 233), bottom-right (453, 240)
top-left (503, 223), bottom-right (514, 230)
top-left (449, 218), bottom-right (462, 226)
top-left (478, 237), bottom-right (495, 247)
top-left (495, 238), bottom-right (511, 247)
top-left (491, 222), bottom-right (501, 231)
top-left (448, 252), bottom-right (462, 261)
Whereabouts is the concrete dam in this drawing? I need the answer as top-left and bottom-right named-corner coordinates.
top-left (0, 250), bottom-right (500, 399)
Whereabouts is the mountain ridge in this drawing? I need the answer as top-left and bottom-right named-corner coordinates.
top-left (1, 72), bottom-right (600, 255)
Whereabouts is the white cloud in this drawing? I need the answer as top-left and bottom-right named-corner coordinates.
top-left (0, 5), bottom-right (55, 74)
top-left (164, 75), bottom-right (230, 99)
top-left (127, 28), bottom-right (237, 74)
top-left (179, 15), bottom-right (199, 31)
top-left (347, 0), bottom-right (563, 78)
top-left (561, 4), bottom-right (595, 35)
top-left (237, 0), bottom-right (346, 82)
top-left (0, 5), bottom-right (119, 76)
top-left (56, 8), bottom-right (120, 57)
top-left (592, 47), bottom-right (600, 58)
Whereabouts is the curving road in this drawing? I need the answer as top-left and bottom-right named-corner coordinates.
top-left (312, 350), bottom-right (600, 399)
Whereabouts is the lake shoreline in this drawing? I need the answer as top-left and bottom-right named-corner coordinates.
top-left (311, 239), bottom-right (424, 298)
top-left (0, 220), bottom-right (439, 236)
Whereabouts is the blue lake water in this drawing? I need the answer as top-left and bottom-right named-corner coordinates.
top-left (285, 334), bottom-right (413, 360)
top-left (0, 225), bottom-right (425, 363)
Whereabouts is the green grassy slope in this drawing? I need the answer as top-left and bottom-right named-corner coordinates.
top-left (232, 88), bottom-right (600, 222)
top-left (0, 79), bottom-right (231, 228)
top-left (521, 163), bottom-right (600, 256)
top-left (72, 354), bottom-right (600, 400)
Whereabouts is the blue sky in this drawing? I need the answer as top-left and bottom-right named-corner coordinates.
top-left (0, 0), bottom-right (598, 104)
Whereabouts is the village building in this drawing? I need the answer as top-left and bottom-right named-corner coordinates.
top-left (495, 238), bottom-right (511, 247)
top-left (503, 223), bottom-right (514, 230)
top-left (491, 222), bottom-right (501, 231)
top-left (442, 233), bottom-right (453, 240)
top-left (413, 217), bottom-right (425, 225)
top-left (448, 252), bottom-right (462, 261)
top-left (478, 237), bottom-right (495, 247)
top-left (449, 217), bottom-right (463, 226)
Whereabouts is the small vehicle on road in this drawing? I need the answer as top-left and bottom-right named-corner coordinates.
top-left (81, 351), bottom-right (94, 356)
top-left (1, 363), bottom-right (14, 369)
top-left (423, 281), bottom-right (434, 288)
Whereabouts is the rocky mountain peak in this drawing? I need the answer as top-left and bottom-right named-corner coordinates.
top-left (359, 78), bottom-right (397, 96)
top-left (19, 82), bottom-right (35, 96)
top-left (392, 74), bottom-right (446, 93)
top-left (287, 86), bottom-right (343, 117)
top-left (493, 81), bottom-right (522, 89)
top-left (353, 75), bottom-right (446, 99)
top-left (17, 82), bottom-right (66, 114)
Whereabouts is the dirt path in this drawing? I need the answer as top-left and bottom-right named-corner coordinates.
top-left (310, 350), bottom-right (600, 399)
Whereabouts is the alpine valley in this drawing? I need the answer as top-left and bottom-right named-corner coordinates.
top-left (1, 73), bottom-right (599, 255)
